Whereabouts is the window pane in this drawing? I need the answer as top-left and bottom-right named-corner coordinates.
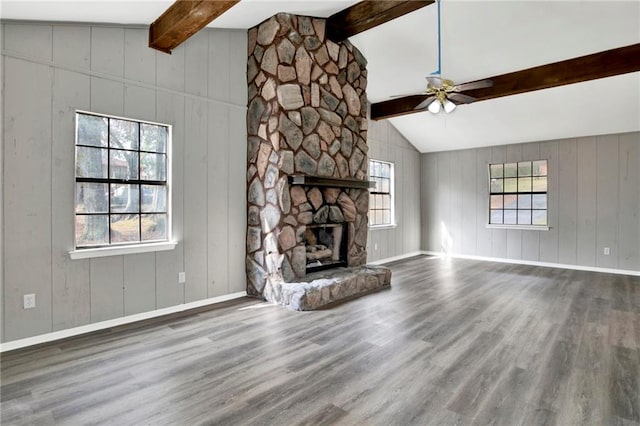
top-left (518, 177), bottom-right (532, 192)
top-left (490, 209), bottom-right (503, 224)
top-left (375, 210), bottom-right (383, 225)
top-left (111, 214), bottom-right (140, 243)
top-left (504, 178), bottom-right (517, 192)
top-left (382, 194), bottom-right (390, 210)
top-left (109, 119), bottom-right (139, 150)
top-left (141, 185), bottom-right (167, 213)
top-left (371, 161), bottom-right (379, 177)
top-left (141, 214), bottom-right (167, 241)
top-left (380, 163), bottom-right (390, 178)
top-left (532, 194), bottom-right (547, 209)
top-left (518, 161), bottom-right (532, 177)
top-left (76, 183), bottom-right (108, 213)
top-left (111, 184), bottom-right (140, 213)
top-left (490, 164), bottom-right (503, 178)
top-left (504, 210), bottom-right (517, 225)
top-left (490, 178), bottom-right (503, 193)
top-left (504, 163), bottom-right (518, 178)
top-left (533, 160), bottom-right (547, 176)
top-left (75, 215), bottom-right (109, 246)
top-left (76, 147), bottom-right (107, 178)
top-left (375, 194), bottom-right (383, 208)
top-left (532, 210), bottom-right (547, 225)
top-left (490, 195), bottom-right (503, 209)
top-left (381, 178), bottom-right (389, 193)
top-left (77, 114), bottom-right (108, 147)
top-left (110, 149), bottom-right (139, 180)
top-left (369, 193), bottom-right (375, 209)
top-left (140, 153), bottom-right (166, 181)
top-left (140, 124), bottom-right (167, 153)
top-left (532, 176), bottom-right (547, 192)
top-left (376, 178), bottom-right (383, 192)
top-left (518, 210), bottom-right (532, 225)
top-left (504, 194), bottom-right (517, 209)
top-left (518, 194), bottom-right (532, 209)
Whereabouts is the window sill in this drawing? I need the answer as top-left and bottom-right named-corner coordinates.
top-left (369, 223), bottom-right (397, 231)
top-left (69, 241), bottom-right (178, 260)
top-left (486, 224), bottom-right (549, 231)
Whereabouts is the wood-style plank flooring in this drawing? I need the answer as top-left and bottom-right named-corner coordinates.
top-left (2, 256), bottom-right (639, 425)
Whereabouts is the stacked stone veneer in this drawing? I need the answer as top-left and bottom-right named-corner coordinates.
top-left (245, 13), bottom-right (388, 307)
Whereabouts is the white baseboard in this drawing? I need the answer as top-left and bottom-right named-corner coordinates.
top-left (0, 291), bottom-right (248, 353)
top-left (368, 251), bottom-right (424, 265)
top-left (420, 251), bottom-right (640, 277)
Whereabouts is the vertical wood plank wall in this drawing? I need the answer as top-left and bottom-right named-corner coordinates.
top-left (2, 20), bottom-right (637, 344)
top-left (421, 134), bottom-right (640, 272)
top-left (2, 22), bottom-right (248, 342)
top-left (367, 119), bottom-right (422, 262)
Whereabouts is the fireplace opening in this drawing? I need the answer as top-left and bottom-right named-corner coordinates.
top-left (305, 224), bottom-right (348, 273)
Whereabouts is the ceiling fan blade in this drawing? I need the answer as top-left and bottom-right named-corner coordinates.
top-left (390, 91), bottom-right (428, 98)
top-left (414, 96), bottom-right (437, 110)
top-left (454, 79), bottom-right (494, 92)
top-left (448, 93), bottom-right (477, 104)
top-left (371, 43), bottom-right (640, 121)
top-left (426, 76), bottom-right (442, 87)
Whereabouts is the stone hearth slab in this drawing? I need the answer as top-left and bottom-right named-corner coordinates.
top-left (278, 265), bottom-right (391, 310)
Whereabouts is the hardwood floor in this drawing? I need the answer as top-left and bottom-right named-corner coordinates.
top-left (1, 256), bottom-right (639, 425)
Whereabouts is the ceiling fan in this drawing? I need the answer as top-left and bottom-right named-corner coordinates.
top-left (400, 0), bottom-right (493, 114)
top-left (413, 76), bottom-right (493, 113)
top-left (373, 0), bottom-right (640, 121)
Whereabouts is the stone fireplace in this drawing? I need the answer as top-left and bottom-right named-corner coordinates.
top-left (245, 13), bottom-right (391, 310)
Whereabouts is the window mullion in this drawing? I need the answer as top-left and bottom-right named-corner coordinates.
top-left (107, 118), bottom-right (112, 245)
top-left (138, 124), bottom-right (142, 243)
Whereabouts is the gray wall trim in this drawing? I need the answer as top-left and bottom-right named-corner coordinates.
top-left (422, 251), bottom-right (640, 277)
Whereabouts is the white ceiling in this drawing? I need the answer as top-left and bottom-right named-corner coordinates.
top-left (2, 0), bottom-right (639, 153)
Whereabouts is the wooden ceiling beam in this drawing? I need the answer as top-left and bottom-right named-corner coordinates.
top-left (326, 0), bottom-right (434, 42)
top-left (149, 0), bottom-right (240, 54)
top-left (371, 43), bottom-right (640, 120)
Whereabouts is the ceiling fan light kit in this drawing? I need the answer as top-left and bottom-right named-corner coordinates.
top-left (427, 99), bottom-right (441, 113)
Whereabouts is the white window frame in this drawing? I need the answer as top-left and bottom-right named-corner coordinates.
top-left (368, 159), bottom-right (396, 229)
top-left (69, 110), bottom-right (176, 260)
top-left (487, 159), bottom-right (549, 231)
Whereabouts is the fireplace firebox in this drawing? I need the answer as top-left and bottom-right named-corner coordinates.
top-left (305, 224), bottom-right (348, 273)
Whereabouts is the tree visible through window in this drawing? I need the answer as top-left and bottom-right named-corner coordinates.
top-left (489, 160), bottom-right (548, 226)
top-left (369, 159), bottom-right (394, 226)
top-left (75, 111), bottom-right (170, 248)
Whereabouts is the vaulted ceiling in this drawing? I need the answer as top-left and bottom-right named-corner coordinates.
top-left (3, 0), bottom-right (639, 153)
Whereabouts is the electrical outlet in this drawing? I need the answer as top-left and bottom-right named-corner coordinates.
top-left (23, 294), bottom-right (36, 309)
top-left (604, 247), bottom-right (610, 255)
top-left (178, 272), bottom-right (186, 283)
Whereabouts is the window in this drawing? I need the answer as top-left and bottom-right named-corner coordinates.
top-left (74, 111), bottom-right (171, 249)
top-left (369, 159), bottom-right (394, 227)
top-left (489, 160), bottom-right (547, 226)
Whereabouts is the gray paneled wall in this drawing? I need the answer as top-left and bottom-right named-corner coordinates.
top-left (421, 133), bottom-right (640, 272)
top-left (2, 22), bottom-right (248, 342)
top-left (367, 119), bottom-right (422, 262)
